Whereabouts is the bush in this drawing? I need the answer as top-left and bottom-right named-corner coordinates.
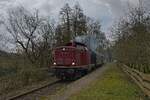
top-left (0, 66), bottom-right (49, 96)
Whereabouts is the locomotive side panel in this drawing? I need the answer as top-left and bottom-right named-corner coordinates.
top-left (78, 48), bottom-right (90, 66)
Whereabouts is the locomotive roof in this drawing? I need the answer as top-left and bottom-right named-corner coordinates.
top-left (66, 41), bottom-right (87, 47)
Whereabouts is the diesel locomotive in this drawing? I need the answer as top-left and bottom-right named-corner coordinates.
top-left (51, 41), bottom-right (104, 79)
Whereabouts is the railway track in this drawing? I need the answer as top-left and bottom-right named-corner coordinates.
top-left (7, 80), bottom-right (70, 100)
top-left (4, 65), bottom-right (103, 100)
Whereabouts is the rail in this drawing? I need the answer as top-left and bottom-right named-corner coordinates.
top-left (8, 80), bottom-right (60, 100)
top-left (121, 64), bottom-right (150, 98)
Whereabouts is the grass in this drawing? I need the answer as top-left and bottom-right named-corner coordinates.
top-left (69, 63), bottom-right (144, 100)
top-left (0, 55), bottom-right (52, 97)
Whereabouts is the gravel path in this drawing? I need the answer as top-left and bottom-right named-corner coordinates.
top-left (49, 64), bottom-right (109, 100)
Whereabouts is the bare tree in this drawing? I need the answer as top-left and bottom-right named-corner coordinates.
top-left (37, 20), bottom-right (56, 67)
top-left (113, 1), bottom-right (150, 73)
top-left (72, 2), bottom-right (87, 37)
top-left (55, 24), bottom-right (64, 46)
top-left (5, 6), bottom-right (55, 67)
top-left (59, 3), bottom-right (72, 44)
top-left (0, 15), bottom-right (10, 52)
top-left (85, 18), bottom-right (107, 51)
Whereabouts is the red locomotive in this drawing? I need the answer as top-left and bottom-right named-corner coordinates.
top-left (51, 41), bottom-right (103, 80)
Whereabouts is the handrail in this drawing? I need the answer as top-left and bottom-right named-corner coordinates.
top-left (121, 64), bottom-right (150, 98)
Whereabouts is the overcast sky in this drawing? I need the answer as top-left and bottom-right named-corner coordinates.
top-left (0, 0), bottom-right (150, 33)
top-left (0, 0), bottom-right (150, 51)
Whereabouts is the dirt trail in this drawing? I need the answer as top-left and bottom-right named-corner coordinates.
top-left (50, 64), bottom-right (109, 100)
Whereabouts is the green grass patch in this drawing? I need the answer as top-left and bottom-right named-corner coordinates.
top-left (69, 63), bottom-right (144, 100)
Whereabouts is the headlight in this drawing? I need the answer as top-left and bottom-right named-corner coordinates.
top-left (53, 62), bottom-right (56, 65)
top-left (63, 48), bottom-right (65, 51)
top-left (72, 62), bottom-right (75, 65)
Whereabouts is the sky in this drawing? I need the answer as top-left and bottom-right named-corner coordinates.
top-left (0, 0), bottom-right (149, 51)
top-left (1, 0), bottom-right (149, 33)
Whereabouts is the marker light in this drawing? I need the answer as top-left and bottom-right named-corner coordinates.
top-left (72, 62), bottom-right (75, 65)
top-left (53, 62), bottom-right (56, 65)
top-left (63, 48), bottom-right (65, 51)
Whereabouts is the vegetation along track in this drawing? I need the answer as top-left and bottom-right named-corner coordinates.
top-left (7, 80), bottom-right (70, 100)
top-left (6, 65), bottom-right (103, 100)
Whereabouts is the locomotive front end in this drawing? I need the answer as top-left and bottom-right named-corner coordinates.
top-left (51, 42), bottom-right (91, 80)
